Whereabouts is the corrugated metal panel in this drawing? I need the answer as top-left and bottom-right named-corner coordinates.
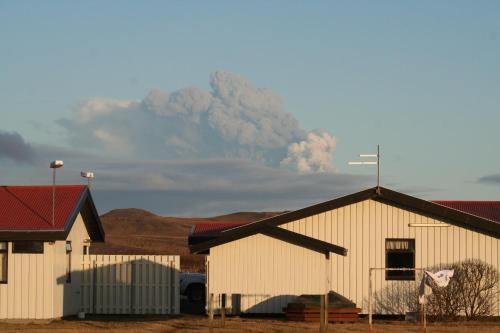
top-left (432, 200), bottom-right (500, 223)
top-left (207, 199), bottom-right (500, 315)
top-left (0, 185), bottom-right (85, 230)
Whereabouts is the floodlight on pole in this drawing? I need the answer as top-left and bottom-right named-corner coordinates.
top-left (49, 160), bottom-right (64, 227)
top-left (81, 171), bottom-right (95, 188)
top-left (348, 145), bottom-right (380, 189)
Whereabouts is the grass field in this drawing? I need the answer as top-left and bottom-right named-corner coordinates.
top-left (1, 316), bottom-right (499, 333)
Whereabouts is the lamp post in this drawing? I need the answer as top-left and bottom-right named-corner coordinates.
top-left (80, 171), bottom-right (95, 188)
top-left (50, 160), bottom-right (64, 227)
top-left (348, 144), bottom-right (380, 189)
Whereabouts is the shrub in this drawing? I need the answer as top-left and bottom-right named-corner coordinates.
top-left (369, 259), bottom-right (499, 320)
top-left (426, 259), bottom-right (499, 320)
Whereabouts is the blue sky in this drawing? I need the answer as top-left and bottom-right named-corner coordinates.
top-left (1, 1), bottom-right (499, 216)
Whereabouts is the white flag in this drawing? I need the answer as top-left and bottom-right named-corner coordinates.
top-left (418, 269), bottom-right (454, 304)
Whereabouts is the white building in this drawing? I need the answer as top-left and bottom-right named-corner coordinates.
top-left (189, 186), bottom-right (500, 315)
top-left (0, 185), bottom-right (104, 319)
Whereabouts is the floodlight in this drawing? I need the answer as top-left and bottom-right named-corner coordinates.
top-left (50, 160), bottom-right (64, 168)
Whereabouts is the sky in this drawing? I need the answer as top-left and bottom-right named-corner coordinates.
top-left (1, 1), bottom-right (499, 216)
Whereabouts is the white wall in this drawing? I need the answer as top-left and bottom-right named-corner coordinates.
top-left (207, 199), bottom-right (500, 315)
top-left (0, 242), bottom-right (55, 319)
top-left (208, 233), bottom-right (327, 313)
top-left (0, 213), bottom-right (90, 319)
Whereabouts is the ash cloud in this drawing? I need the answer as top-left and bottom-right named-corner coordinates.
top-left (0, 130), bottom-right (36, 164)
top-left (59, 71), bottom-right (335, 172)
top-left (478, 174), bottom-right (500, 185)
top-left (85, 159), bottom-right (373, 216)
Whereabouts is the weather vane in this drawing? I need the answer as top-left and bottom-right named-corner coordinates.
top-left (348, 145), bottom-right (381, 191)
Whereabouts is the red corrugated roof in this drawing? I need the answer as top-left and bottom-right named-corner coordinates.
top-left (432, 201), bottom-right (500, 223)
top-left (192, 201), bottom-right (500, 236)
top-left (0, 185), bottom-right (86, 231)
top-left (192, 222), bottom-right (248, 236)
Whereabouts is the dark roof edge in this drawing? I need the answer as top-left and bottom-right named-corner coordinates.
top-left (190, 186), bottom-right (500, 253)
top-left (85, 188), bottom-right (105, 241)
top-left (190, 187), bottom-right (377, 253)
top-left (377, 187), bottom-right (500, 239)
top-left (261, 227), bottom-right (347, 256)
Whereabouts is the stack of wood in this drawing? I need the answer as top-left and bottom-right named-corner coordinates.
top-left (285, 292), bottom-right (361, 323)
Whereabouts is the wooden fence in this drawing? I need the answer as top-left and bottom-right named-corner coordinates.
top-left (81, 255), bottom-right (180, 314)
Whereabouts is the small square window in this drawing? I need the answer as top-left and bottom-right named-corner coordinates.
top-left (385, 239), bottom-right (415, 280)
top-left (12, 241), bottom-right (44, 254)
top-left (0, 242), bottom-right (7, 283)
top-left (66, 241), bottom-right (72, 283)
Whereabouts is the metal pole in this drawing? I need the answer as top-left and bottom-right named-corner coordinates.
top-left (377, 144), bottom-right (380, 188)
top-left (368, 268), bottom-right (373, 331)
top-left (52, 168), bottom-right (56, 226)
top-left (326, 253), bottom-right (330, 329)
top-left (423, 301), bottom-right (427, 332)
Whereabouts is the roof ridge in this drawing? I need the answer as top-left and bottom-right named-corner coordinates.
top-left (1, 184), bottom-right (86, 188)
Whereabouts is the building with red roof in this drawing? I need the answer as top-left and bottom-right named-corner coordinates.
top-left (189, 186), bottom-right (500, 316)
top-left (0, 185), bottom-right (104, 319)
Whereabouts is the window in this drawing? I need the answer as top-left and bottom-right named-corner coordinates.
top-left (0, 242), bottom-right (7, 283)
top-left (12, 241), bottom-right (44, 254)
top-left (385, 239), bottom-right (415, 280)
top-left (66, 241), bottom-right (72, 283)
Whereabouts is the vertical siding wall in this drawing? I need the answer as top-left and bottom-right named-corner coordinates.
top-left (0, 242), bottom-right (56, 319)
top-left (207, 199), bottom-right (500, 314)
top-left (56, 214), bottom-right (90, 317)
top-left (81, 255), bottom-right (180, 314)
top-left (208, 233), bottom-right (327, 313)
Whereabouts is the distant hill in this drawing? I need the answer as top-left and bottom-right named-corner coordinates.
top-left (91, 208), bottom-right (283, 272)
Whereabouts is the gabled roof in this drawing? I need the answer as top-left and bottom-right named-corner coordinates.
top-left (0, 185), bottom-right (105, 241)
top-left (189, 186), bottom-right (500, 253)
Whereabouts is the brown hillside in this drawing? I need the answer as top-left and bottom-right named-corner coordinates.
top-left (91, 208), bottom-right (283, 272)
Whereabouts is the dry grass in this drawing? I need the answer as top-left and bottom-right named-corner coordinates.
top-left (0, 316), bottom-right (498, 333)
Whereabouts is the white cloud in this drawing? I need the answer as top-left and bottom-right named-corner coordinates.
top-left (281, 130), bottom-right (337, 173)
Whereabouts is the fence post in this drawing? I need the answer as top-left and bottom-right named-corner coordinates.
top-left (320, 295), bottom-right (326, 333)
top-left (208, 293), bottom-right (214, 333)
top-left (221, 293), bottom-right (226, 327)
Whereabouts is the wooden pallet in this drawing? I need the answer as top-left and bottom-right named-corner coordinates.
top-left (286, 307), bottom-right (361, 323)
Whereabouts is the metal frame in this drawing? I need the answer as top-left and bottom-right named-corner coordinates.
top-left (368, 267), bottom-right (426, 332)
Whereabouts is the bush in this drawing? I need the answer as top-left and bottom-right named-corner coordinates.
top-left (426, 259), bottom-right (499, 320)
top-left (370, 259), bottom-right (499, 320)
